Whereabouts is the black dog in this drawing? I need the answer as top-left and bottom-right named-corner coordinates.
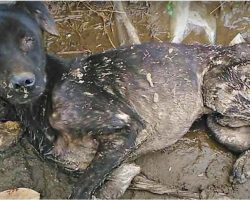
top-left (1, 2), bottom-right (250, 200)
top-left (0, 1), bottom-right (64, 150)
top-left (0, 2), bottom-right (57, 105)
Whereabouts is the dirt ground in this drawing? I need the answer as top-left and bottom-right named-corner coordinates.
top-left (0, 2), bottom-right (250, 199)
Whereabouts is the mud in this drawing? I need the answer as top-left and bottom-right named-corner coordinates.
top-left (0, 140), bottom-right (76, 198)
top-left (124, 120), bottom-right (247, 199)
top-left (0, 2), bottom-right (250, 199)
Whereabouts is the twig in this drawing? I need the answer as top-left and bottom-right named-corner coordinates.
top-left (152, 35), bottom-right (163, 43)
top-left (54, 14), bottom-right (82, 18)
top-left (57, 50), bottom-right (91, 55)
top-left (54, 16), bottom-right (83, 22)
top-left (83, 3), bottom-right (116, 48)
top-left (71, 9), bottom-right (125, 14)
top-left (210, 2), bottom-right (226, 15)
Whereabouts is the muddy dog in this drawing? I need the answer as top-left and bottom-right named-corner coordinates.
top-left (50, 43), bottom-right (250, 199)
top-left (1, 2), bottom-right (250, 199)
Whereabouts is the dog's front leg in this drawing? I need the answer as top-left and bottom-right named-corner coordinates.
top-left (69, 126), bottom-right (137, 199)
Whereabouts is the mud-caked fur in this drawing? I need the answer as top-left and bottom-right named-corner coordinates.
top-left (49, 43), bottom-right (250, 198)
top-left (1, 2), bottom-right (250, 199)
top-left (47, 43), bottom-right (249, 198)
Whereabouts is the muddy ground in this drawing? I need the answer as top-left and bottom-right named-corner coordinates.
top-left (0, 2), bottom-right (250, 199)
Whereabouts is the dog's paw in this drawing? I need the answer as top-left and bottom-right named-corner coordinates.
top-left (230, 150), bottom-right (250, 184)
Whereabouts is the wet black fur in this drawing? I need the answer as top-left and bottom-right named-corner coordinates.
top-left (0, 4), bottom-right (141, 197)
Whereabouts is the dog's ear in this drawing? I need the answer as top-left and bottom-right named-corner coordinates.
top-left (19, 2), bottom-right (59, 36)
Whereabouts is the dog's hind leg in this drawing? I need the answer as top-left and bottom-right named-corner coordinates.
top-left (69, 126), bottom-right (137, 199)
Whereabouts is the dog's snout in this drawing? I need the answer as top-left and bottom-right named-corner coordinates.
top-left (10, 72), bottom-right (35, 89)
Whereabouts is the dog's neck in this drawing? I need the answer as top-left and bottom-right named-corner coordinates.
top-left (45, 54), bottom-right (71, 86)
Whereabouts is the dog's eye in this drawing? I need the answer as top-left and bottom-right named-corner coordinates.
top-left (20, 36), bottom-right (34, 52)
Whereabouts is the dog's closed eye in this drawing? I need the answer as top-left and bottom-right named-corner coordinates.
top-left (20, 36), bottom-right (34, 52)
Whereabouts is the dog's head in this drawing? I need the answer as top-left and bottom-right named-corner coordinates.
top-left (0, 2), bottom-right (57, 104)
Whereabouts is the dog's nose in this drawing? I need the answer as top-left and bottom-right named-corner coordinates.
top-left (10, 72), bottom-right (35, 89)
